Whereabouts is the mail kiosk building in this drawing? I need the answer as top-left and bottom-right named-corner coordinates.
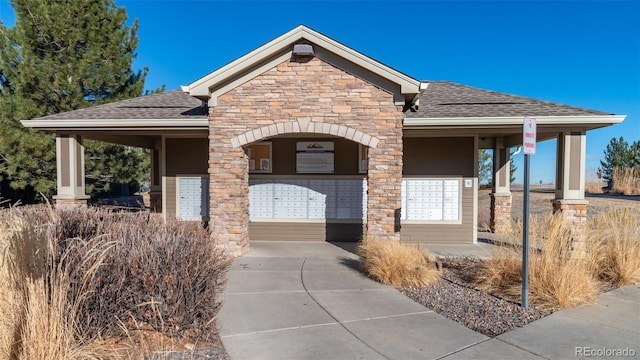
top-left (22, 26), bottom-right (625, 256)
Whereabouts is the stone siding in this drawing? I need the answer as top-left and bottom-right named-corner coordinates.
top-left (490, 193), bottom-right (512, 234)
top-left (208, 57), bottom-right (404, 256)
top-left (53, 195), bottom-right (90, 208)
top-left (552, 199), bottom-right (588, 257)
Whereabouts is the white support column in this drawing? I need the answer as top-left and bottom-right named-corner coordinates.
top-left (492, 137), bottom-right (511, 195)
top-left (490, 137), bottom-right (512, 234)
top-left (53, 134), bottom-right (90, 207)
top-left (555, 131), bottom-right (587, 200)
top-left (553, 131), bottom-right (588, 254)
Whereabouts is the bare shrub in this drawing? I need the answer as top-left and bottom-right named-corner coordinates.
top-left (588, 207), bottom-right (640, 286)
top-left (30, 208), bottom-right (233, 340)
top-left (612, 166), bottom-right (640, 195)
top-left (1, 206), bottom-right (232, 358)
top-left (84, 215), bottom-right (231, 339)
top-left (357, 239), bottom-right (442, 287)
top-left (477, 214), bottom-right (598, 310)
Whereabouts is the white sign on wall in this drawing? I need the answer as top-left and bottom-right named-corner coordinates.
top-left (296, 141), bottom-right (335, 173)
top-left (523, 117), bottom-right (537, 155)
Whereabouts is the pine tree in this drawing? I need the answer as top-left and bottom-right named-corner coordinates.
top-left (631, 141), bottom-right (640, 168)
top-left (0, 0), bottom-right (149, 200)
top-left (478, 149), bottom-right (492, 186)
top-left (598, 137), bottom-right (639, 184)
top-left (510, 157), bottom-right (517, 184)
top-left (478, 149), bottom-right (518, 185)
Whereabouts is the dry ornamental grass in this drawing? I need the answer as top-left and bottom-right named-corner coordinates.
top-left (476, 214), bottom-right (599, 310)
top-left (357, 239), bottom-right (442, 287)
top-left (0, 212), bottom-right (111, 359)
top-left (477, 209), bottom-right (640, 311)
top-left (584, 181), bottom-right (605, 194)
top-left (612, 167), bottom-right (640, 195)
top-left (588, 207), bottom-right (640, 286)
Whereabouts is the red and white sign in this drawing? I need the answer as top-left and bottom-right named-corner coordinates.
top-left (523, 117), bottom-right (537, 155)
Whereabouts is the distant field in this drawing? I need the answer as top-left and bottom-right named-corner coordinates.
top-left (478, 188), bottom-right (640, 228)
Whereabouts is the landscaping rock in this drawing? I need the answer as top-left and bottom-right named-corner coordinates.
top-left (401, 257), bottom-right (552, 337)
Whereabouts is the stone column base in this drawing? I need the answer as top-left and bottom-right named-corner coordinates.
top-left (53, 195), bottom-right (91, 208)
top-left (215, 240), bottom-right (249, 258)
top-left (552, 199), bottom-right (588, 256)
top-left (490, 193), bottom-right (512, 234)
top-left (149, 191), bottom-right (162, 212)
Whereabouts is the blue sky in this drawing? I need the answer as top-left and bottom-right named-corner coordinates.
top-left (1, 1), bottom-right (638, 184)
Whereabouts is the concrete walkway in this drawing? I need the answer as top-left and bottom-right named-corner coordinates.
top-left (218, 241), bottom-right (640, 360)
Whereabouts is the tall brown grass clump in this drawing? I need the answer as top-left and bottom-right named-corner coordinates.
top-left (612, 166), bottom-right (640, 195)
top-left (477, 214), bottom-right (598, 310)
top-left (357, 239), bottom-right (442, 287)
top-left (588, 208), bottom-right (640, 286)
top-left (584, 167), bottom-right (604, 194)
top-left (584, 181), bottom-right (605, 194)
top-left (0, 212), bottom-right (110, 360)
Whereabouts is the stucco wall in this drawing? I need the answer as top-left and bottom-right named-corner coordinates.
top-left (402, 137), bottom-right (476, 244)
top-left (164, 138), bottom-right (208, 219)
top-left (404, 137), bottom-right (474, 177)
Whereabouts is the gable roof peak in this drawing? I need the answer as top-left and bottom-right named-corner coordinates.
top-left (186, 25), bottom-right (420, 106)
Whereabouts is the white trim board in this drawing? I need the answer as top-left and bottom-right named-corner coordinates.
top-left (404, 115), bottom-right (625, 127)
top-left (21, 118), bottom-right (208, 130)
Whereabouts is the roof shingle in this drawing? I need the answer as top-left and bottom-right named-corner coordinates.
top-left (35, 90), bottom-right (207, 121)
top-left (405, 81), bottom-right (611, 118)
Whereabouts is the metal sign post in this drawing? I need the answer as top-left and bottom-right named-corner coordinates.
top-left (522, 117), bottom-right (537, 308)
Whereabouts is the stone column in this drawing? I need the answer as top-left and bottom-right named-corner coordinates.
top-left (553, 131), bottom-right (588, 249)
top-left (490, 137), bottom-right (512, 233)
top-left (53, 134), bottom-right (90, 207)
top-left (365, 105), bottom-right (404, 242)
top-left (208, 109), bottom-right (250, 257)
top-left (149, 140), bottom-right (162, 212)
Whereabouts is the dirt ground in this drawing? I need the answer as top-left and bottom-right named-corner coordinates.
top-left (477, 188), bottom-right (640, 228)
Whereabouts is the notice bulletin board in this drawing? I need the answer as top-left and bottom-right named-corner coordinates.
top-left (296, 141), bottom-right (334, 173)
top-left (247, 142), bottom-right (272, 173)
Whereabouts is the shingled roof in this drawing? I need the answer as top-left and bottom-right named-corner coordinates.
top-left (406, 81), bottom-right (611, 118)
top-left (34, 90), bottom-right (207, 121)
